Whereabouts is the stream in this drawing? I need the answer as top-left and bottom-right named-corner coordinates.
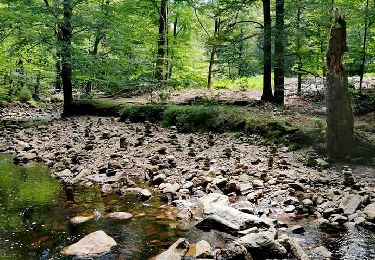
top-left (1, 154), bottom-right (375, 259)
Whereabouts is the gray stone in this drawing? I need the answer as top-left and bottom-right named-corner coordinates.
top-left (61, 230), bottom-right (117, 257)
top-left (363, 203), bottom-right (375, 221)
top-left (194, 240), bottom-right (212, 258)
top-left (196, 215), bottom-right (240, 234)
top-left (291, 225), bottom-right (305, 234)
top-left (199, 193), bottom-right (229, 210)
top-left (313, 246), bottom-right (332, 259)
top-left (106, 212), bottom-right (132, 220)
top-left (121, 187), bottom-right (152, 201)
top-left (154, 238), bottom-right (189, 260)
top-left (237, 232), bottom-right (287, 258)
top-left (339, 194), bottom-right (362, 215)
top-left (69, 215), bottom-right (94, 225)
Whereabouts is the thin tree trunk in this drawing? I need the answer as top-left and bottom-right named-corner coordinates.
top-left (261, 0), bottom-right (273, 101)
top-left (207, 18), bottom-right (219, 90)
top-left (359, 0), bottom-right (370, 92)
top-left (155, 0), bottom-right (168, 81)
top-left (274, 0), bottom-right (285, 104)
top-left (207, 46), bottom-right (217, 90)
top-left (238, 28), bottom-right (245, 77)
top-left (296, 3), bottom-right (302, 96)
top-left (60, 0), bottom-right (73, 114)
top-left (169, 16), bottom-right (178, 79)
top-left (55, 49), bottom-right (62, 92)
top-left (326, 12), bottom-right (354, 160)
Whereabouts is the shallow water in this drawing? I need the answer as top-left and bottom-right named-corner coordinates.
top-left (0, 154), bottom-right (187, 259)
top-left (1, 154), bottom-right (375, 259)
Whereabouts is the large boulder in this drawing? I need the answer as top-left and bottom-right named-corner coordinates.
top-left (61, 230), bottom-right (117, 257)
top-left (237, 232), bottom-right (287, 258)
top-left (339, 194), bottom-right (362, 215)
top-left (154, 238), bottom-right (189, 260)
top-left (215, 243), bottom-right (252, 260)
top-left (203, 204), bottom-right (270, 230)
top-left (363, 203), bottom-right (375, 221)
top-left (196, 215), bottom-right (240, 234)
top-left (199, 193), bottom-right (230, 211)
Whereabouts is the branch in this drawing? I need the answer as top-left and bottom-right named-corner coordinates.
top-left (194, 8), bottom-right (211, 37)
top-left (232, 33), bottom-right (260, 44)
top-left (227, 20), bottom-right (263, 29)
top-left (0, 28), bottom-right (16, 43)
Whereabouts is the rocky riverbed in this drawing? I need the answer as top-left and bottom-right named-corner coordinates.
top-left (1, 104), bottom-right (375, 259)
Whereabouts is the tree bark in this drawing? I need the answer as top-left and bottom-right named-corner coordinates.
top-left (326, 12), bottom-right (354, 160)
top-left (359, 0), bottom-right (370, 92)
top-left (59, 0), bottom-right (73, 114)
top-left (261, 0), bottom-right (273, 101)
top-left (296, 3), bottom-right (302, 96)
top-left (274, 0), bottom-right (285, 104)
top-left (155, 0), bottom-right (168, 81)
top-left (207, 18), bottom-right (220, 90)
top-left (55, 49), bottom-right (62, 92)
top-left (168, 15), bottom-right (178, 79)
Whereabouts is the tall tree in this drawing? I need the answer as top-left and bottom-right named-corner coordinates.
top-left (155, 0), bottom-right (168, 81)
top-left (59, 0), bottom-right (73, 113)
top-left (274, 0), bottom-right (285, 104)
top-left (261, 0), bottom-right (273, 101)
top-left (326, 11), bottom-right (354, 160)
top-left (359, 0), bottom-right (370, 92)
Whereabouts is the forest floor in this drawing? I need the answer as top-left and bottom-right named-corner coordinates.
top-left (0, 78), bottom-right (375, 259)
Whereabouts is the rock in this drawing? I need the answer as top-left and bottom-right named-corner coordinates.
top-left (196, 215), bottom-right (240, 234)
top-left (106, 212), bottom-right (132, 220)
top-left (203, 204), bottom-right (270, 230)
top-left (284, 196), bottom-right (299, 206)
top-left (284, 205), bottom-right (295, 213)
top-left (121, 187), bottom-right (152, 201)
top-left (342, 167), bottom-right (355, 187)
top-left (177, 208), bottom-right (193, 221)
top-left (289, 182), bottom-right (306, 192)
top-left (237, 232), bottom-right (287, 258)
top-left (252, 179), bottom-right (264, 188)
top-left (56, 169), bottom-right (73, 178)
top-left (154, 238), bottom-right (189, 260)
top-left (291, 225), bottom-right (305, 234)
top-left (13, 151), bottom-right (36, 164)
top-left (194, 240), bottom-right (212, 258)
top-left (199, 193), bottom-right (230, 210)
top-left (363, 203), bottom-right (375, 221)
top-left (339, 194), bottom-right (362, 215)
top-left (61, 230), bottom-right (117, 257)
top-left (101, 184), bottom-right (113, 195)
top-left (313, 246), bottom-right (332, 259)
top-left (279, 236), bottom-right (310, 260)
top-left (152, 174), bottom-right (166, 185)
top-left (215, 243), bottom-right (252, 260)
top-left (69, 215), bottom-right (94, 225)
top-left (315, 158), bottom-right (330, 168)
top-left (302, 199), bottom-right (314, 207)
top-left (76, 169), bottom-right (91, 179)
top-left (246, 191), bottom-right (263, 203)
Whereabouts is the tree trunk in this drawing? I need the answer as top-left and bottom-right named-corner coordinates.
top-left (238, 28), bottom-right (245, 77)
top-left (55, 49), bottom-right (62, 92)
top-left (261, 0), bottom-right (273, 101)
top-left (274, 0), bottom-right (285, 104)
top-left (60, 0), bottom-right (73, 114)
top-left (155, 0), bottom-right (168, 81)
top-left (326, 13), bottom-right (354, 160)
top-left (207, 46), bottom-right (217, 90)
top-left (296, 3), bottom-right (302, 96)
top-left (169, 16), bottom-right (178, 79)
top-left (359, 0), bottom-right (370, 92)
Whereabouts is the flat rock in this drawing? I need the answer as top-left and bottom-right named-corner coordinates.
top-left (204, 204), bottom-right (270, 230)
top-left (313, 246), bottom-right (332, 258)
top-left (106, 212), bottom-right (132, 220)
top-left (61, 230), bottom-right (117, 257)
top-left (363, 203), bottom-right (375, 221)
top-left (199, 193), bottom-right (229, 211)
top-left (237, 232), bottom-right (287, 258)
top-left (122, 187), bottom-right (152, 201)
top-left (154, 238), bottom-right (189, 260)
top-left (69, 215), bottom-right (94, 225)
top-left (196, 215), bottom-right (240, 234)
top-left (339, 194), bottom-right (362, 215)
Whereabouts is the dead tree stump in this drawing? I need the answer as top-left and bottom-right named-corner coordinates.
top-left (326, 11), bottom-right (354, 160)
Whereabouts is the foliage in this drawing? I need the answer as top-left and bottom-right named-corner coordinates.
top-left (17, 87), bottom-right (33, 102)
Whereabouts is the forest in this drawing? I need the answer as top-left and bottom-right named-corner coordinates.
top-left (1, 0), bottom-right (375, 259)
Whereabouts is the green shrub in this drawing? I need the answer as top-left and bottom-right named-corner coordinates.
top-left (18, 87), bottom-right (33, 102)
top-left (0, 86), bottom-right (10, 103)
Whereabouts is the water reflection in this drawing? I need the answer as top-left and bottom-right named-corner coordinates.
top-left (0, 155), bottom-right (187, 259)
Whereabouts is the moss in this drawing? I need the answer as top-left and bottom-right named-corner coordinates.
top-left (70, 99), bottom-right (322, 148)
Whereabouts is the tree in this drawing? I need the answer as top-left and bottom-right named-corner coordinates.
top-left (273, 0), bottom-right (285, 104)
top-left (261, 0), bottom-right (273, 101)
top-left (155, 0), bottom-right (169, 81)
top-left (326, 11), bottom-right (354, 160)
top-left (359, 0), bottom-right (371, 92)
